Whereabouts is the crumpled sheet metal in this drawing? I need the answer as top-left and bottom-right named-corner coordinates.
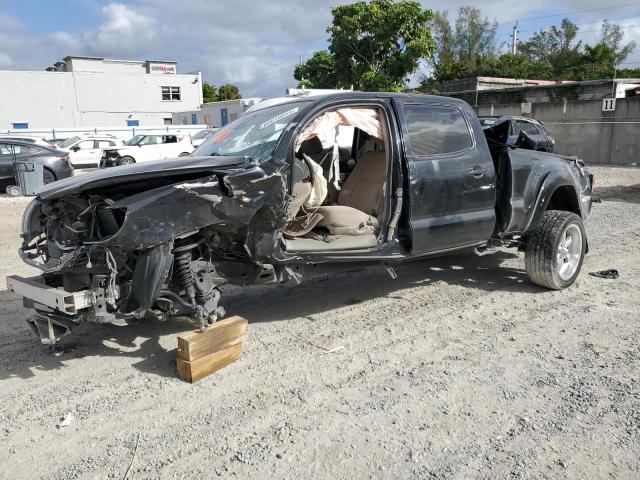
top-left (76, 163), bottom-right (288, 258)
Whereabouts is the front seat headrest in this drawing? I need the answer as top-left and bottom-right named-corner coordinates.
top-left (298, 136), bottom-right (323, 156)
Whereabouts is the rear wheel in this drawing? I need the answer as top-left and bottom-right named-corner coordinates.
top-left (43, 168), bottom-right (56, 185)
top-left (525, 210), bottom-right (586, 289)
top-left (119, 156), bottom-right (135, 166)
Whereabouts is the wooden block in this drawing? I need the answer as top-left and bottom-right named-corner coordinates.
top-left (177, 316), bottom-right (248, 361)
top-left (177, 342), bottom-right (244, 383)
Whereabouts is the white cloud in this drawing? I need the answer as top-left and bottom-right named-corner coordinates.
top-left (0, 51), bottom-right (12, 67)
top-left (1, 0), bottom-right (639, 96)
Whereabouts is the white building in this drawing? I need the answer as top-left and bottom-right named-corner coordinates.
top-left (173, 98), bottom-right (262, 128)
top-left (0, 56), bottom-right (203, 130)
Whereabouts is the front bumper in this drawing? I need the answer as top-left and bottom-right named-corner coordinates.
top-left (6, 275), bottom-right (94, 315)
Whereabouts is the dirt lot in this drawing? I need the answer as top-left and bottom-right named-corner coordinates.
top-left (0, 165), bottom-right (638, 479)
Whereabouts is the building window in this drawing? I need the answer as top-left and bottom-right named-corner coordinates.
top-left (127, 120), bottom-right (139, 127)
top-left (164, 118), bottom-right (173, 125)
top-left (12, 122), bottom-right (28, 129)
top-left (161, 86), bottom-right (181, 101)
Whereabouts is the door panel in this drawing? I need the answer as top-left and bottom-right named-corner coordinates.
top-left (0, 144), bottom-right (15, 180)
top-left (394, 100), bottom-right (496, 254)
top-left (70, 140), bottom-right (101, 167)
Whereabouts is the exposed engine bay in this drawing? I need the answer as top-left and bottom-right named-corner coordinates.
top-left (12, 155), bottom-right (294, 343)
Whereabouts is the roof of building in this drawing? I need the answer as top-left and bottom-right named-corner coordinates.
top-left (62, 56), bottom-right (177, 64)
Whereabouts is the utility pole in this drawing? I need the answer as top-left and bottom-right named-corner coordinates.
top-left (511, 22), bottom-right (518, 55)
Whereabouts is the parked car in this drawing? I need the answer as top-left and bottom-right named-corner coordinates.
top-left (0, 136), bottom-right (57, 149)
top-left (479, 116), bottom-right (556, 152)
top-left (48, 138), bottom-right (69, 147)
top-left (8, 92), bottom-right (593, 343)
top-left (100, 134), bottom-right (194, 167)
top-left (58, 134), bottom-right (123, 169)
top-left (0, 138), bottom-right (73, 188)
top-left (191, 128), bottom-right (218, 147)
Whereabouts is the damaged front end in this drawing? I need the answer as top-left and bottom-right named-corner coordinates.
top-left (10, 156), bottom-right (289, 343)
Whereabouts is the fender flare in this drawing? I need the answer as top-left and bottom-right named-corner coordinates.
top-left (523, 174), bottom-right (581, 234)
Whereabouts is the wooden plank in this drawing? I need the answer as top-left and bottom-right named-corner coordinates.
top-left (177, 316), bottom-right (248, 361)
top-left (176, 342), bottom-right (244, 383)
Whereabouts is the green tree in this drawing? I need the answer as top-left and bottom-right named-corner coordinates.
top-left (519, 19), bottom-right (581, 62)
top-left (294, 51), bottom-right (336, 89)
top-left (426, 6), bottom-right (497, 83)
top-left (294, 0), bottom-right (435, 91)
top-left (202, 81), bottom-right (218, 103)
top-left (217, 84), bottom-right (241, 101)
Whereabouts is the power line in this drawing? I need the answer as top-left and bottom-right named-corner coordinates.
top-left (497, 15), bottom-right (640, 38)
top-left (495, 2), bottom-right (640, 27)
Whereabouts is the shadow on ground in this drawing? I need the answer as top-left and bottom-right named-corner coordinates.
top-left (0, 250), bottom-right (543, 380)
top-left (593, 183), bottom-right (640, 204)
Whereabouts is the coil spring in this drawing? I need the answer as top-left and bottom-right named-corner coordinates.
top-left (173, 250), bottom-right (194, 294)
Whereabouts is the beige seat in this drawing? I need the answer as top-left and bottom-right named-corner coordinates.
top-left (317, 150), bottom-right (387, 236)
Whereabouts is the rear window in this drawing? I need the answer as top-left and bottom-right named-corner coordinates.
top-left (14, 145), bottom-right (41, 156)
top-left (404, 105), bottom-right (473, 156)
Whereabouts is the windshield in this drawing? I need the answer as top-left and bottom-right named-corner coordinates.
top-left (192, 129), bottom-right (214, 140)
top-left (192, 101), bottom-right (306, 163)
top-left (59, 136), bottom-right (81, 148)
top-left (125, 135), bottom-right (144, 146)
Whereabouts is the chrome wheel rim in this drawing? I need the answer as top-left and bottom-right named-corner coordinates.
top-left (556, 223), bottom-right (582, 281)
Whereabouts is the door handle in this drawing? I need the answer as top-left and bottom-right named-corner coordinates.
top-left (470, 165), bottom-right (485, 178)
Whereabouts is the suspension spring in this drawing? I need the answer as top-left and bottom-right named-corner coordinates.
top-left (173, 250), bottom-right (195, 300)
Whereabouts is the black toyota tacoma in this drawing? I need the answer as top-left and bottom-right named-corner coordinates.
top-left (8, 92), bottom-right (593, 343)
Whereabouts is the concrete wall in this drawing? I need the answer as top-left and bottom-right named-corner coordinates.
top-left (0, 69), bottom-right (202, 129)
top-left (477, 97), bottom-right (640, 165)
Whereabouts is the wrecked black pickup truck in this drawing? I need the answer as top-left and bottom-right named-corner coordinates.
top-left (8, 92), bottom-right (593, 343)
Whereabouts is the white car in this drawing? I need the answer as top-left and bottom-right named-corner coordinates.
top-left (59, 134), bottom-right (123, 168)
top-left (101, 134), bottom-right (194, 167)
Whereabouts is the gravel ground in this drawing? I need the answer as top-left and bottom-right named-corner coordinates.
top-left (0, 165), bottom-right (638, 479)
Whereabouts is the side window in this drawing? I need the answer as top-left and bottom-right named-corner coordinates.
top-left (403, 105), bottom-right (473, 156)
top-left (140, 136), bottom-right (160, 145)
top-left (14, 145), bottom-right (41, 156)
top-left (77, 140), bottom-right (94, 150)
top-left (526, 124), bottom-right (542, 135)
top-left (97, 141), bottom-right (112, 148)
top-left (514, 121), bottom-right (540, 136)
top-left (0, 144), bottom-right (13, 157)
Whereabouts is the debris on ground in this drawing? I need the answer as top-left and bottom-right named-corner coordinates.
top-left (56, 413), bottom-right (75, 428)
top-left (589, 269), bottom-right (619, 279)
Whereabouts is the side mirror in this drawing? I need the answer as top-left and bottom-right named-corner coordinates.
top-left (71, 146), bottom-right (81, 152)
top-left (515, 130), bottom-right (541, 151)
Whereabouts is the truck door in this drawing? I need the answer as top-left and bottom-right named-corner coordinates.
top-left (394, 100), bottom-right (496, 254)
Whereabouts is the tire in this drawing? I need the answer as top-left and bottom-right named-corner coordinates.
top-left (525, 210), bottom-right (586, 290)
top-left (119, 156), bottom-right (135, 166)
top-left (178, 152), bottom-right (190, 157)
top-left (43, 168), bottom-right (56, 185)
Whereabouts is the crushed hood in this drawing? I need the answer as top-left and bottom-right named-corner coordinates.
top-left (36, 155), bottom-right (251, 200)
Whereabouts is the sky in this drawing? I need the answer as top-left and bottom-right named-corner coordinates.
top-left (0, 0), bottom-right (639, 98)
